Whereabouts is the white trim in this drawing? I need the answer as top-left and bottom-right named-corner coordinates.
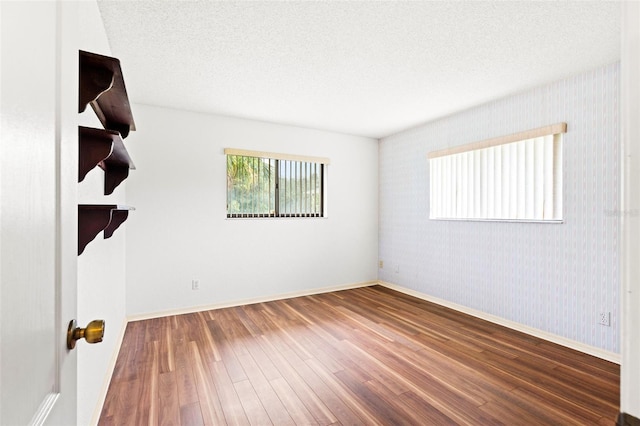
top-left (127, 281), bottom-right (376, 322)
top-left (428, 218), bottom-right (563, 224)
top-left (125, 279), bottom-right (621, 363)
top-left (620, 1), bottom-right (640, 417)
top-left (88, 318), bottom-right (128, 426)
top-left (377, 281), bottom-right (621, 364)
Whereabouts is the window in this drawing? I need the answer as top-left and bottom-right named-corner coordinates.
top-left (428, 123), bottom-right (566, 222)
top-left (225, 149), bottom-right (328, 218)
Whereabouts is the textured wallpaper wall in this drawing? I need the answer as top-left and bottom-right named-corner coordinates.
top-left (379, 63), bottom-right (620, 353)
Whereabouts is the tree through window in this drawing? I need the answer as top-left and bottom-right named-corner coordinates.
top-left (225, 150), bottom-right (327, 218)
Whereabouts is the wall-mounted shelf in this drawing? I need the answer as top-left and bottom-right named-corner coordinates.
top-left (79, 126), bottom-right (136, 195)
top-left (79, 50), bottom-right (136, 138)
top-left (78, 205), bottom-right (135, 255)
top-left (78, 50), bottom-right (136, 255)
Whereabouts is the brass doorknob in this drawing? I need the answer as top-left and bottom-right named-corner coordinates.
top-left (67, 319), bottom-right (105, 350)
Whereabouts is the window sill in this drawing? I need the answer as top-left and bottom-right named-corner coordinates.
top-left (429, 218), bottom-right (564, 224)
top-left (226, 216), bottom-right (328, 220)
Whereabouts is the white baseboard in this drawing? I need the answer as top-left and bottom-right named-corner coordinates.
top-left (377, 281), bottom-right (621, 365)
top-left (89, 318), bottom-right (128, 426)
top-left (127, 281), bottom-right (377, 322)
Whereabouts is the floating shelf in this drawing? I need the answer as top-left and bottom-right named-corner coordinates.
top-left (79, 50), bottom-right (136, 138)
top-left (79, 126), bottom-right (136, 194)
top-left (78, 205), bottom-right (135, 255)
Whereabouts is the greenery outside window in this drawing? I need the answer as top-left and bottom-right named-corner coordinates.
top-left (225, 149), bottom-right (328, 218)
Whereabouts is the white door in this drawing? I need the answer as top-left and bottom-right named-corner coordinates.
top-left (1, 1), bottom-right (78, 424)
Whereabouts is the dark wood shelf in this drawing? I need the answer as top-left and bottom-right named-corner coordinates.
top-left (78, 205), bottom-right (135, 255)
top-left (79, 50), bottom-right (136, 138)
top-left (78, 50), bottom-right (137, 255)
top-left (79, 126), bottom-right (136, 195)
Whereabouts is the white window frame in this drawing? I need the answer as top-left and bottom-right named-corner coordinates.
top-left (428, 123), bottom-right (566, 222)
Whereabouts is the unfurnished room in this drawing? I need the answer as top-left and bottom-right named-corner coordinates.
top-left (1, 1), bottom-right (640, 425)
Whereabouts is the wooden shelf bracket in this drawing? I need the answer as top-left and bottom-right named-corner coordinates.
top-left (79, 50), bottom-right (136, 138)
top-left (78, 126), bottom-right (135, 194)
top-left (78, 205), bottom-right (135, 255)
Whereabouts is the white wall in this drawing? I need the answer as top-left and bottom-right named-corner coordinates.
top-left (125, 105), bottom-right (379, 316)
top-left (379, 63), bottom-right (620, 356)
top-left (77, 2), bottom-right (128, 425)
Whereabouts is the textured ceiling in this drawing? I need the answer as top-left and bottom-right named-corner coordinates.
top-left (97, 1), bottom-right (620, 139)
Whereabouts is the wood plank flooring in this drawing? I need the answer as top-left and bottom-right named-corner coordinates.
top-left (99, 285), bottom-right (620, 425)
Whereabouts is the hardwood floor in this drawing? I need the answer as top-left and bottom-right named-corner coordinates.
top-left (99, 285), bottom-right (620, 425)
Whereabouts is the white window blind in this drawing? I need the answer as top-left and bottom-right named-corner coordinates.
top-left (428, 123), bottom-right (566, 222)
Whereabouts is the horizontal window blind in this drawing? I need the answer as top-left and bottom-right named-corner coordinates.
top-left (428, 124), bottom-right (566, 221)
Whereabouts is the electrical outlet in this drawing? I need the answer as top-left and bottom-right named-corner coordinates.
top-left (598, 311), bottom-right (610, 326)
top-left (394, 264), bottom-right (400, 273)
top-left (379, 260), bottom-right (384, 269)
top-left (192, 279), bottom-right (200, 290)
